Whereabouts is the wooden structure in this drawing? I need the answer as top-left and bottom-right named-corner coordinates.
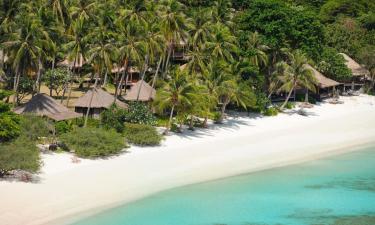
top-left (111, 66), bottom-right (141, 90)
top-left (124, 80), bottom-right (156, 102)
top-left (74, 88), bottom-right (128, 118)
top-left (339, 53), bottom-right (370, 91)
top-left (14, 94), bottom-right (81, 121)
top-left (57, 54), bottom-right (85, 69)
top-left (306, 65), bottom-right (341, 101)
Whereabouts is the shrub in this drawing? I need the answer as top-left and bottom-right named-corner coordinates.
top-left (263, 107), bottom-right (279, 116)
top-left (284, 102), bottom-right (295, 109)
top-left (20, 114), bottom-right (52, 141)
top-left (55, 120), bottom-right (74, 135)
top-left (0, 91), bottom-right (21, 142)
top-left (0, 111), bottom-right (21, 142)
top-left (0, 137), bottom-right (41, 176)
top-left (126, 102), bottom-right (156, 125)
top-left (100, 104), bottom-right (127, 132)
top-left (60, 127), bottom-right (127, 158)
top-left (124, 123), bottom-right (163, 146)
top-left (74, 117), bottom-right (100, 128)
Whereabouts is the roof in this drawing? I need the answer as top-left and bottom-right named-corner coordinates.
top-left (74, 88), bottom-right (128, 109)
top-left (339, 53), bottom-right (370, 77)
top-left (57, 54), bottom-right (85, 68)
top-left (306, 65), bottom-right (341, 88)
top-left (14, 94), bottom-right (81, 121)
top-left (124, 80), bottom-right (156, 102)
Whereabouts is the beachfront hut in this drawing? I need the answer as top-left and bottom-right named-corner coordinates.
top-left (74, 88), bottom-right (128, 118)
top-left (14, 94), bottom-right (81, 121)
top-left (339, 53), bottom-right (370, 90)
top-left (124, 80), bottom-right (156, 102)
top-left (306, 65), bottom-right (341, 101)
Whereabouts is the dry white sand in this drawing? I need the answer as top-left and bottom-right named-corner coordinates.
top-left (1, 95), bottom-right (375, 225)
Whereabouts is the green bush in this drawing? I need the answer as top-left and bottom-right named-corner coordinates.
top-left (284, 102), bottom-right (295, 109)
top-left (55, 120), bottom-right (74, 135)
top-left (60, 127), bottom-right (127, 158)
top-left (0, 137), bottom-right (41, 176)
top-left (263, 107), bottom-right (279, 116)
top-left (126, 102), bottom-right (156, 125)
top-left (74, 117), bottom-right (100, 128)
top-left (100, 104), bottom-right (127, 132)
top-left (295, 94), bottom-right (317, 104)
top-left (0, 111), bottom-right (21, 142)
top-left (124, 123), bottom-right (163, 146)
top-left (0, 91), bottom-right (21, 142)
top-left (20, 114), bottom-right (52, 141)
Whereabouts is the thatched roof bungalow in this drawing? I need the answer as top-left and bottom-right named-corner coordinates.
top-left (339, 53), bottom-right (370, 77)
top-left (14, 94), bottom-right (81, 121)
top-left (74, 88), bottom-right (128, 118)
top-left (124, 80), bottom-right (156, 102)
top-left (306, 65), bottom-right (341, 100)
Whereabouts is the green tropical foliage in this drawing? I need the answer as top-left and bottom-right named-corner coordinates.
top-left (124, 123), bottom-right (163, 146)
top-left (60, 127), bottom-right (127, 158)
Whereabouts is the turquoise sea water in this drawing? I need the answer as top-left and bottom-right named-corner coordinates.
top-left (72, 146), bottom-right (375, 225)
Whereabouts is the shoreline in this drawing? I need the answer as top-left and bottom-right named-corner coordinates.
top-left (1, 95), bottom-right (375, 225)
top-left (57, 140), bottom-right (375, 225)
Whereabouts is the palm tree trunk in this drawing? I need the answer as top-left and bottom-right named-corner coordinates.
top-left (136, 55), bottom-right (149, 101)
top-left (84, 72), bottom-right (99, 127)
top-left (218, 99), bottom-right (229, 124)
top-left (102, 69), bottom-right (108, 87)
top-left (66, 56), bottom-right (77, 107)
top-left (12, 67), bottom-right (21, 105)
top-left (281, 85), bottom-right (295, 109)
top-left (50, 59), bottom-right (55, 96)
top-left (34, 58), bottom-right (42, 96)
top-left (165, 105), bottom-right (175, 135)
top-left (163, 45), bottom-right (172, 78)
top-left (115, 59), bottom-right (128, 100)
top-left (304, 89), bottom-right (309, 102)
top-left (189, 115), bottom-right (194, 130)
top-left (149, 57), bottom-right (162, 99)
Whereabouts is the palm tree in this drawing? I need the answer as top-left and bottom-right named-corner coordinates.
top-left (157, 0), bottom-right (191, 76)
top-left (206, 23), bottom-right (238, 63)
top-left (154, 68), bottom-right (196, 134)
top-left (243, 32), bottom-right (269, 68)
top-left (202, 60), bottom-right (255, 124)
top-left (276, 50), bottom-right (317, 109)
top-left (2, 3), bottom-right (48, 104)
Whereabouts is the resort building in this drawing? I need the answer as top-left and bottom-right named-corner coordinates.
top-left (74, 88), bottom-right (128, 118)
top-left (111, 66), bottom-right (141, 90)
top-left (123, 80), bottom-right (156, 102)
top-left (14, 93), bottom-right (81, 121)
top-left (306, 65), bottom-right (341, 101)
top-left (57, 54), bottom-right (85, 69)
top-left (339, 53), bottom-right (370, 90)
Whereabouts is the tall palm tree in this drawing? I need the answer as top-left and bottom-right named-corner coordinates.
top-left (202, 60), bottom-right (255, 123)
top-left (244, 32), bottom-right (269, 68)
top-left (206, 23), bottom-right (238, 63)
top-left (277, 50), bottom-right (317, 109)
top-left (2, 3), bottom-right (48, 104)
top-left (154, 68), bottom-right (196, 134)
top-left (157, 0), bottom-right (191, 76)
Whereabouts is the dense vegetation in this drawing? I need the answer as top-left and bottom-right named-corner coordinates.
top-left (0, 0), bottom-right (374, 176)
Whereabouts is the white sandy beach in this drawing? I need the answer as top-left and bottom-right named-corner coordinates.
top-left (1, 95), bottom-right (375, 225)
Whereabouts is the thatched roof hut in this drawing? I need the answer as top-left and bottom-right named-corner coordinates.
top-left (74, 88), bottom-right (128, 109)
top-left (306, 65), bottom-right (340, 88)
top-left (124, 80), bottom-right (156, 102)
top-left (14, 94), bottom-right (81, 121)
top-left (339, 53), bottom-right (370, 77)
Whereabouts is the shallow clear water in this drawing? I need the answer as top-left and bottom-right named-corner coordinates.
top-left (72, 146), bottom-right (375, 225)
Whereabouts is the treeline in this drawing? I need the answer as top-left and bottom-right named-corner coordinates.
top-left (0, 0), bottom-right (374, 126)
